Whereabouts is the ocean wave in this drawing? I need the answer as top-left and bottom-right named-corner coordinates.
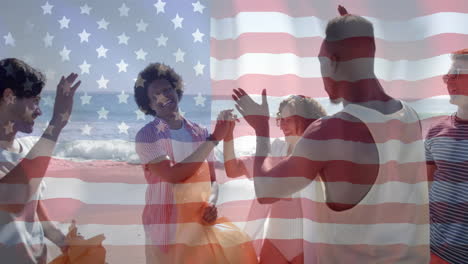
top-left (54, 139), bottom-right (140, 163)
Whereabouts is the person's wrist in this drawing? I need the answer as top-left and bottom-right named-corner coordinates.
top-left (224, 132), bottom-right (234, 141)
top-left (49, 117), bottom-right (66, 130)
top-left (253, 122), bottom-right (270, 136)
top-left (206, 134), bottom-right (220, 145)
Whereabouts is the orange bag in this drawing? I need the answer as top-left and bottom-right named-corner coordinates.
top-left (49, 223), bottom-right (106, 264)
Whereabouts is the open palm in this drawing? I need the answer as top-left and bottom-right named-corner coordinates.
top-left (232, 88), bottom-right (270, 132)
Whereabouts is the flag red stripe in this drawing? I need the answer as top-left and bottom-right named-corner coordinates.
top-left (211, 75), bottom-right (447, 99)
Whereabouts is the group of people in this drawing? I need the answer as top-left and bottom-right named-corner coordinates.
top-left (0, 5), bottom-right (467, 264)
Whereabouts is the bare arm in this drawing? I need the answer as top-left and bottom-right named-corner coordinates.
top-left (146, 110), bottom-right (231, 184)
top-left (427, 163), bottom-right (436, 190)
top-left (38, 200), bottom-right (66, 250)
top-left (223, 117), bottom-right (249, 178)
top-left (147, 140), bottom-right (219, 184)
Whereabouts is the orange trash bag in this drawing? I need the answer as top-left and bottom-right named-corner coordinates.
top-left (49, 222), bottom-right (106, 264)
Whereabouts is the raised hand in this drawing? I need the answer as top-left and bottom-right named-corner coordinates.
top-left (232, 88), bottom-right (270, 132)
top-left (51, 73), bottom-right (81, 129)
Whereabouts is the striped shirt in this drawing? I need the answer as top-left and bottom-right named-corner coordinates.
top-left (134, 117), bottom-right (209, 249)
top-left (425, 114), bottom-right (468, 264)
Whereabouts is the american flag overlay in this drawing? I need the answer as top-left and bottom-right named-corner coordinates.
top-left (0, 0), bottom-right (466, 263)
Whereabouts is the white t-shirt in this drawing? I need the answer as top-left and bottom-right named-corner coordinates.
top-left (0, 136), bottom-right (47, 264)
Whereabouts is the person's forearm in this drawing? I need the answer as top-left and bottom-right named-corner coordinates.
top-left (253, 126), bottom-right (271, 178)
top-left (152, 140), bottom-right (218, 183)
top-left (43, 222), bottom-right (66, 248)
top-left (38, 201), bottom-right (66, 249)
top-left (223, 138), bottom-right (247, 178)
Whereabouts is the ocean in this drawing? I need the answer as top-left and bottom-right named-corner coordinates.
top-left (20, 91), bottom-right (456, 162)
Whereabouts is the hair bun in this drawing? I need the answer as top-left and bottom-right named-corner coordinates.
top-left (338, 5), bottom-right (349, 16)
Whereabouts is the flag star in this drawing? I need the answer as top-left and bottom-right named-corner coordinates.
top-left (156, 122), bottom-right (167, 133)
top-left (116, 60), bottom-right (129, 73)
top-left (179, 109), bottom-right (186, 116)
top-left (97, 18), bottom-right (109, 30)
top-left (118, 122), bottom-right (130, 134)
top-left (3, 121), bottom-right (14, 135)
top-left (5, 95), bottom-right (15, 105)
top-left (81, 124), bottom-right (92, 135)
top-left (192, 28), bottom-right (204, 43)
top-left (97, 75), bottom-right (109, 89)
top-left (118, 3), bottom-right (130, 16)
top-left (43, 32), bottom-right (54, 47)
top-left (135, 109), bottom-right (146, 120)
top-left (59, 46), bottom-right (71, 61)
top-left (41, 1), bottom-right (53, 15)
top-left (58, 16), bottom-right (70, 29)
top-left (24, 79), bottom-right (34, 91)
top-left (78, 29), bottom-right (91, 43)
top-left (171, 14), bottom-right (184, 29)
top-left (79, 60), bottom-right (91, 74)
top-left (173, 48), bottom-right (185, 63)
top-left (193, 61), bottom-right (205, 76)
top-left (194, 93), bottom-right (206, 107)
top-left (174, 111), bottom-right (183, 121)
top-left (117, 33), bottom-right (130, 45)
top-left (4, 64), bottom-right (14, 77)
top-left (60, 111), bottom-right (70, 122)
top-left (80, 4), bottom-right (92, 15)
top-left (3, 33), bottom-right (15, 47)
top-left (80, 92), bottom-right (92, 105)
top-left (135, 48), bottom-right (148, 61)
top-left (192, 1), bottom-right (205, 14)
top-left (96, 45), bottom-right (108, 58)
top-left (154, 0), bottom-right (166, 14)
top-left (117, 90), bottom-right (129, 104)
top-left (97, 107), bottom-right (109, 119)
top-left (155, 94), bottom-right (168, 104)
top-left (44, 125), bottom-right (55, 136)
top-left (135, 75), bottom-right (145, 88)
top-left (24, 107), bottom-right (35, 119)
top-left (42, 95), bottom-right (53, 107)
top-left (136, 19), bottom-right (148, 32)
top-left (156, 34), bottom-right (168, 47)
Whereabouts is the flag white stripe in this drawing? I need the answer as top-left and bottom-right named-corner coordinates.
top-left (211, 12), bottom-right (468, 42)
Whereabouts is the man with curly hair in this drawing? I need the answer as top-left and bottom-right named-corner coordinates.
top-left (0, 58), bottom-right (81, 263)
top-left (134, 63), bottom-right (257, 263)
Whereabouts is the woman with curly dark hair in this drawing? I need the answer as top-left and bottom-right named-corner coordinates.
top-left (134, 63), bottom-right (258, 263)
